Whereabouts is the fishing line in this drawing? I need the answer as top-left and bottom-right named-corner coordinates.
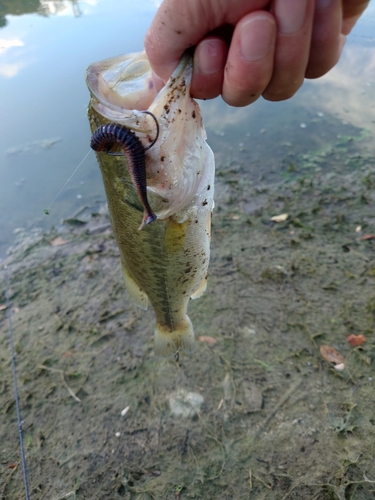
top-left (42, 148), bottom-right (92, 217)
top-left (32, 111), bottom-right (158, 228)
top-left (40, 111), bottom-right (158, 221)
top-left (3, 265), bottom-right (30, 500)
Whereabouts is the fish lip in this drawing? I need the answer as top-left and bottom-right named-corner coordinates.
top-left (166, 51), bottom-right (193, 85)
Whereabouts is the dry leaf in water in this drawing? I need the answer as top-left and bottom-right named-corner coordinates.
top-left (271, 213), bottom-right (289, 223)
top-left (198, 336), bottom-right (217, 345)
top-left (0, 304), bottom-right (7, 311)
top-left (346, 334), bottom-right (366, 346)
top-left (320, 345), bottom-right (345, 364)
top-left (50, 237), bottom-right (69, 246)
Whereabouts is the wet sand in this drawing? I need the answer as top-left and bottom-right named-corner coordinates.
top-left (1, 134), bottom-right (375, 499)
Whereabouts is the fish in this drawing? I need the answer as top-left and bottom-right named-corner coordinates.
top-left (86, 51), bottom-right (215, 357)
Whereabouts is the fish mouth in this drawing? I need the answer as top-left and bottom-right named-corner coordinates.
top-left (86, 51), bottom-right (192, 117)
top-left (86, 51), bottom-right (156, 113)
top-left (86, 51), bottom-right (160, 137)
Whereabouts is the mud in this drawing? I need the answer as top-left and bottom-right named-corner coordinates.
top-left (1, 135), bottom-right (375, 500)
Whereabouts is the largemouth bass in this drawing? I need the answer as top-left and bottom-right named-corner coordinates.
top-left (86, 51), bottom-right (215, 357)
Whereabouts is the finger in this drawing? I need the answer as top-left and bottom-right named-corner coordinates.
top-left (221, 12), bottom-right (276, 107)
top-left (263, 0), bottom-right (315, 101)
top-left (305, 0), bottom-right (342, 79)
top-left (342, 0), bottom-right (371, 35)
top-left (144, 0), bottom-right (269, 83)
top-left (342, 0), bottom-right (370, 21)
top-left (191, 37), bottom-right (228, 100)
top-left (150, 71), bottom-right (166, 93)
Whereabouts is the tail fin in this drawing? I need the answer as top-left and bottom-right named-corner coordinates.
top-left (154, 316), bottom-right (195, 357)
top-left (138, 210), bottom-right (157, 230)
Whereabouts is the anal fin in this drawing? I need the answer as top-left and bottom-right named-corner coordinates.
top-left (191, 277), bottom-right (207, 300)
top-left (122, 263), bottom-right (148, 310)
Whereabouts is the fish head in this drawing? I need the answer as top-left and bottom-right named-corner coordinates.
top-left (86, 51), bottom-right (214, 219)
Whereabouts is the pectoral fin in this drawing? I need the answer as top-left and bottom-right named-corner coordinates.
top-left (191, 277), bottom-right (207, 300)
top-left (122, 263), bottom-right (148, 310)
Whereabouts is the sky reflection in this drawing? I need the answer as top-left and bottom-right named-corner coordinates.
top-left (307, 46), bottom-right (375, 134)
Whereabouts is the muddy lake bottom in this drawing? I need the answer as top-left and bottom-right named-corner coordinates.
top-left (1, 136), bottom-right (375, 500)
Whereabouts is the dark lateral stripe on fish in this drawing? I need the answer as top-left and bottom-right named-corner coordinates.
top-left (90, 123), bottom-right (156, 230)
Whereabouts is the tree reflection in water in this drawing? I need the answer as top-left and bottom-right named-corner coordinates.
top-left (0, 0), bottom-right (82, 28)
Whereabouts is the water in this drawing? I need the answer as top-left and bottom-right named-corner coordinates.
top-left (0, 0), bottom-right (374, 258)
top-left (0, 0), bottom-right (158, 257)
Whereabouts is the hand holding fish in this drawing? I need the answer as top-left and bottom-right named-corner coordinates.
top-left (145, 0), bottom-right (370, 107)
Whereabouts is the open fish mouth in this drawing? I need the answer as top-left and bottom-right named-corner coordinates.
top-left (86, 51), bottom-right (162, 138)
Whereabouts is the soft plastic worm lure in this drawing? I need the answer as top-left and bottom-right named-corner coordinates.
top-left (90, 112), bottom-right (159, 230)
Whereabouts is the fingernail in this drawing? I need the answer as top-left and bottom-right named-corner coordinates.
top-left (275, 0), bottom-right (308, 34)
top-left (240, 16), bottom-right (275, 62)
top-left (196, 39), bottom-right (225, 75)
top-left (315, 0), bottom-right (331, 10)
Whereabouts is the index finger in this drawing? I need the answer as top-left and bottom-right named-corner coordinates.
top-left (144, 0), bottom-right (270, 82)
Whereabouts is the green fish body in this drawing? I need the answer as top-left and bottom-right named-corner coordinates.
top-left (86, 52), bottom-right (215, 356)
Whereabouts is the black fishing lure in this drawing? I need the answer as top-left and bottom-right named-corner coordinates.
top-left (90, 113), bottom-right (159, 230)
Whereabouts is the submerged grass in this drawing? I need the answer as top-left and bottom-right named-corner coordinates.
top-left (1, 137), bottom-right (375, 499)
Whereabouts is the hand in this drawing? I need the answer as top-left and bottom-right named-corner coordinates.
top-left (145, 0), bottom-right (370, 107)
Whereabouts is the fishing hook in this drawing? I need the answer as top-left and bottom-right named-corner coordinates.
top-left (106, 110), bottom-right (159, 156)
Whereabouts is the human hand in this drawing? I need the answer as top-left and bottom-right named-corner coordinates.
top-left (145, 0), bottom-right (370, 107)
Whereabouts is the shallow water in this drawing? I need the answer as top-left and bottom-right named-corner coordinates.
top-left (1, 2), bottom-right (375, 499)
